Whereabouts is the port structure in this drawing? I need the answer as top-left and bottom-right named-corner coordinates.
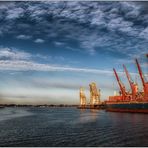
top-left (108, 57), bottom-right (148, 103)
top-left (135, 59), bottom-right (148, 101)
top-left (78, 83), bottom-right (103, 109)
top-left (89, 82), bottom-right (100, 105)
top-left (79, 87), bottom-right (87, 106)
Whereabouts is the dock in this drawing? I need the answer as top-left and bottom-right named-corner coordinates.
top-left (77, 104), bottom-right (106, 110)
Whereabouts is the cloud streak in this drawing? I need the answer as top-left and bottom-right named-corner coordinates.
top-left (0, 59), bottom-right (145, 78)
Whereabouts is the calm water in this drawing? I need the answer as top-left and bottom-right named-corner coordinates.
top-left (0, 107), bottom-right (148, 147)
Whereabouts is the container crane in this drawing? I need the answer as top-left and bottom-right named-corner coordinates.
top-left (113, 68), bottom-right (128, 101)
top-left (123, 64), bottom-right (138, 100)
top-left (135, 59), bottom-right (148, 100)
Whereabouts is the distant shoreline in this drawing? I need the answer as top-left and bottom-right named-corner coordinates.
top-left (0, 104), bottom-right (79, 108)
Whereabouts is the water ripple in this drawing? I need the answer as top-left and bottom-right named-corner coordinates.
top-left (0, 107), bottom-right (148, 146)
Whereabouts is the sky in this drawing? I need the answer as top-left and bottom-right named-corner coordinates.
top-left (0, 1), bottom-right (147, 105)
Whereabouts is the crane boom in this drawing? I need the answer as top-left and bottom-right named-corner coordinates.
top-left (135, 59), bottom-right (145, 88)
top-left (135, 59), bottom-right (148, 100)
top-left (123, 64), bottom-right (138, 100)
top-left (113, 68), bottom-right (126, 97)
top-left (123, 64), bottom-right (133, 89)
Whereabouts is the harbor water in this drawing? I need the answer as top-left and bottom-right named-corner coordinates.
top-left (0, 107), bottom-right (148, 146)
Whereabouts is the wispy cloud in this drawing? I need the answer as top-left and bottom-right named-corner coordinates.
top-left (0, 47), bottom-right (147, 78)
top-left (0, 47), bottom-right (104, 74)
top-left (0, 59), bottom-right (145, 78)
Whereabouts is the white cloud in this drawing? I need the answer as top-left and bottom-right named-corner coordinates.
top-left (0, 47), bottom-right (31, 60)
top-left (108, 17), bottom-right (133, 31)
top-left (90, 9), bottom-right (105, 27)
top-left (16, 34), bottom-right (32, 40)
top-left (34, 38), bottom-right (45, 43)
top-left (54, 41), bottom-right (65, 46)
top-left (6, 7), bottom-right (24, 19)
top-left (139, 27), bottom-right (148, 40)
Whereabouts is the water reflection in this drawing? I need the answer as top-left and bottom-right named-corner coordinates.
top-left (90, 109), bottom-right (98, 121)
top-left (78, 109), bottom-right (98, 124)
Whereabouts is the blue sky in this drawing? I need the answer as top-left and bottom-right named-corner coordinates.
top-left (0, 1), bottom-right (147, 105)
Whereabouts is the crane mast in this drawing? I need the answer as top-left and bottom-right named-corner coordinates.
top-left (113, 68), bottom-right (126, 100)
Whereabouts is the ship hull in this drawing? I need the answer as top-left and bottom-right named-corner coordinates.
top-left (106, 102), bottom-right (148, 113)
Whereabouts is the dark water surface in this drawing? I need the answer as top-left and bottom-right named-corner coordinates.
top-left (0, 107), bottom-right (148, 147)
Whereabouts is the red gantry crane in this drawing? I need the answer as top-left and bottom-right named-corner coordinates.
top-left (123, 64), bottom-right (138, 100)
top-left (135, 59), bottom-right (148, 100)
top-left (113, 68), bottom-right (127, 101)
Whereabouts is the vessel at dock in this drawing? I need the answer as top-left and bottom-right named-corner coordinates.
top-left (106, 55), bottom-right (148, 113)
